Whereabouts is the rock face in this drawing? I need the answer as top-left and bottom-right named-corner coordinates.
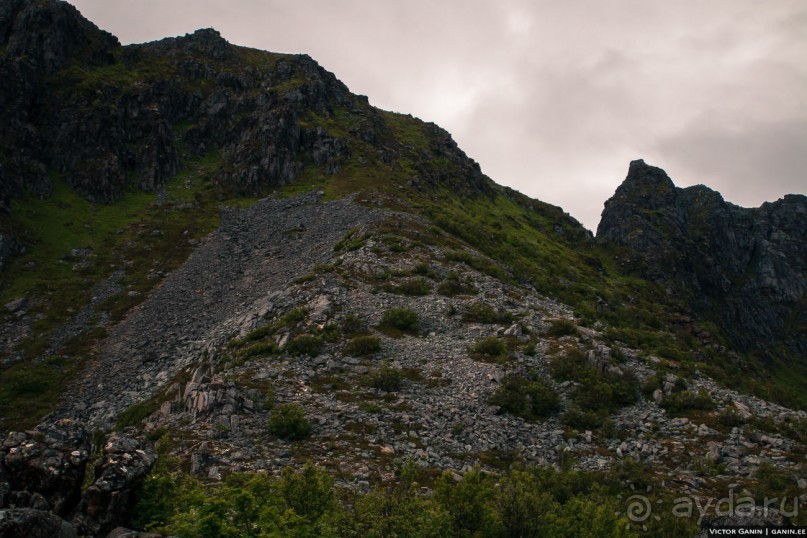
top-left (597, 160), bottom-right (807, 356)
top-left (0, 0), bottom-right (492, 266)
top-left (0, 420), bottom-right (154, 538)
top-left (0, 0), bottom-right (353, 207)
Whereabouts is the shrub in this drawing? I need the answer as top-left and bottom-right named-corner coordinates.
top-left (369, 364), bottom-right (403, 392)
top-left (549, 348), bottom-right (589, 382)
top-left (343, 335), bottom-right (382, 356)
top-left (562, 406), bottom-right (606, 430)
top-left (242, 323), bottom-right (275, 343)
top-left (544, 319), bottom-right (579, 337)
top-left (116, 400), bottom-right (159, 429)
top-left (380, 307), bottom-right (420, 333)
top-left (268, 403), bottom-right (312, 440)
top-left (384, 277), bottom-right (431, 296)
top-left (341, 313), bottom-right (364, 334)
top-left (717, 409), bottom-right (746, 428)
top-left (284, 335), bottom-right (323, 356)
top-left (412, 262), bottom-right (436, 277)
top-left (239, 342), bottom-right (279, 358)
top-left (280, 308), bottom-right (307, 327)
top-left (462, 302), bottom-right (512, 324)
top-left (437, 272), bottom-right (477, 297)
top-left (550, 348), bottom-right (639, 413)
top-left (660, 389), bottom-right (716, 414)
top-left (471, 337), bottom-right (508, 358)
top-left (489, 374), bottom-right (560, 421)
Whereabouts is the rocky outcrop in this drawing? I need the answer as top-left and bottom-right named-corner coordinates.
top-left (72, 434), bottom-right (155, 537)
top-left (597, 160), bottom-right (807, 356)
top-left (0, 421), bottom-right (154, 538)
top-left (0, 0), bottom-right (117, 75)
top-left (0, 508), bottom-right (77, 538)
top-left (0, 0), bottom-right (354, 207)
top-left (0, 0), bottom-right (118, 207)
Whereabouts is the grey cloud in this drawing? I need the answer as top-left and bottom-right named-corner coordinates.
top-left (654, 117), bottom-right (807, 206)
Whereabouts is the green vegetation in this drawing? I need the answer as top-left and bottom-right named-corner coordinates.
top-left (343, 335), bottom-right (382, 356)
top-left (544, 319), bottom-right (579, 337)
top-left (470, 337), bottom-right (509, 363)
top-left (461, 302), bottom-right (513, 324)
top-left (238, 342), bottom-right (279, 359)
top-left (116, 400), bottom-right (161, 430)
top-left (488, 373), bottom-right (560, 421)
top-left (133, 450), bottom-right (700, 537)
top-left (550, 348), bottom-right (639, 429)
top-left (379, 307), bottom-right (420, 335)
top-left (0, 148), bottom-right (259, 429)
top-left (368, 363), bottom-right (403, 392)
top-left (436, 271), bottom-right (477, 297)
top-left (267, 403), bottom-right (312, 440)
top-left (659, 389), bottom-right (716, 415)
top-left (340, 313), bottom-right (365, 334)
top-left (284, 334), bottom-right (324, 357)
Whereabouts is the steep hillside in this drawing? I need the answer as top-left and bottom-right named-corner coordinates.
top-left (0, 2), bottom-right (805, 536)
top-left (599, 160), bottom-right (807, 399)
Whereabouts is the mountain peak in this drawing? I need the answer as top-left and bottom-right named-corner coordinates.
top-left (618, 159), bottom-right (676, 206)
top-left (597, 160), bottom-right (807, 356)
top-left (0, 0), bottom-right (118, 73)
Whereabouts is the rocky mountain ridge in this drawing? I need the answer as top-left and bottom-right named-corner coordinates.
top-left (0, 1), bottom-right (805, 536)
top-left (598, 159), bottom-right (807, 357)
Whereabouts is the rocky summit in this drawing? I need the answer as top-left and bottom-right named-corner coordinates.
top-left (598, 159), bottom-right (807, 358)
top-left (1, 1), bottom-right (805, 537)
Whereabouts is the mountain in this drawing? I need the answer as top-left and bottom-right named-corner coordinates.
top-left (1, 2), bottom-right (805, 536)
top-left (598, 159), bottom-right (807, 358)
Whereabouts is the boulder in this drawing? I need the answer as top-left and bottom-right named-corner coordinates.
top-left (0, 419), bottom-right (90, 515)
top-left (72, 434), bottom-right (156, 537)
top-left (0, 508), bottom-right (77, 538)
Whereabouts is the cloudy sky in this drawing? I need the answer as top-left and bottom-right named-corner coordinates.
top-left (72, 0), bottom-right (806, 231)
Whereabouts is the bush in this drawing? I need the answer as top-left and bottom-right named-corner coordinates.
top-left (544, 319), bottom-right (579, 337)
top-left (660, 389), bottom-right (716, 414)
top-left (437, 272), bottom-right (477, 297)
top-left (268, 403), bottom-right (312, 440)
top-left (280, 308), bottom-right (307, 327)
top-left (343, 335), bottom-right (382, 356)
top-left (369, 364), bottom-right (403, 392)
top-left (462, 302), bottom-right (512, 324)
top-left (380, 307), bottom-right (420, 333)
top-left (550, 349), bottom-right (639, 414)
top-left (717, 409), bottom-right (746, 428)
top-left (385, 277), bottom-right (432, 296)
top-left (284, 335), bottom-right (323, 356)
top-left (239, 342), bottom-right (279, 358)
top-left (562, 406), bottom-right (606, 430)
top-left (471, 337), bottom-right (508, 359)
top-left (340, 313), bottom-right (364, 334)
top-left (489, 374), bottom-right (560, 421)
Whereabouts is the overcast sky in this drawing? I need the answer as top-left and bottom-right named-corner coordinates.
top-left (71, 0), bottom-right (806, 231)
